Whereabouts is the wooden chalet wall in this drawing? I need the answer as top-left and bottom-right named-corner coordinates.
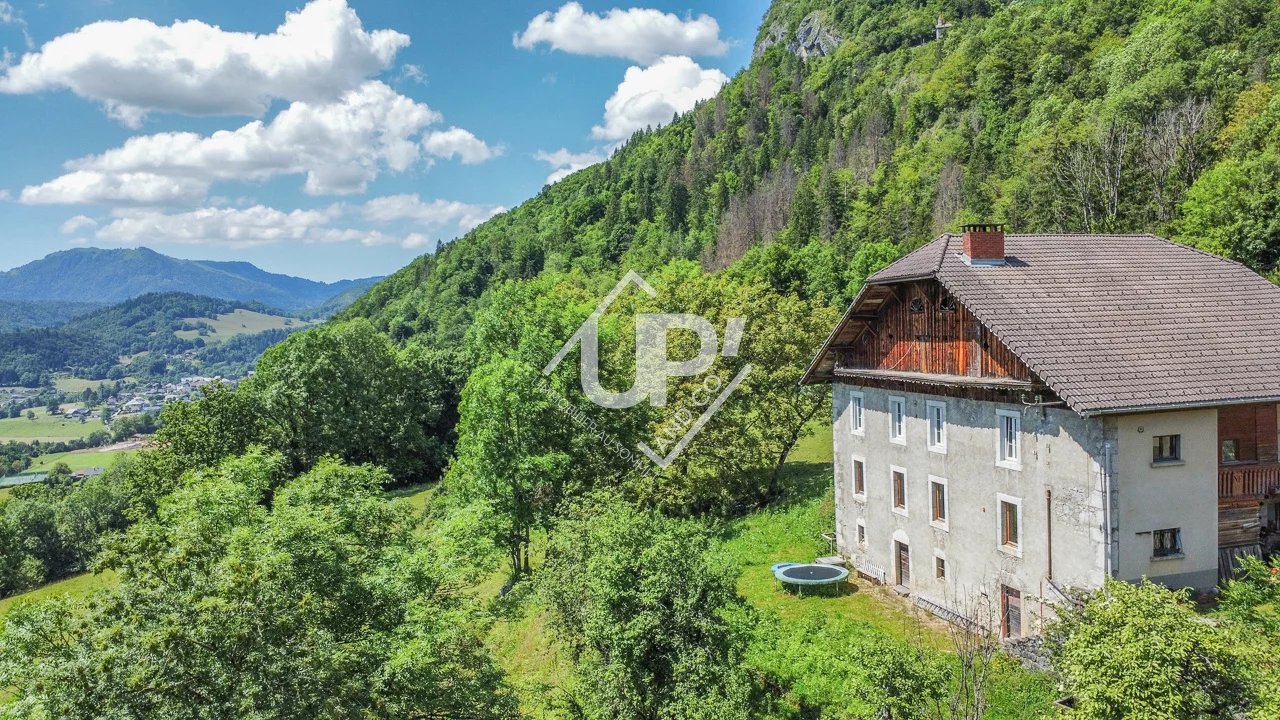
top-left (843, 280), bottom-right (1032, 381)
top-left (1217, 403), bottom-right (1278, 464)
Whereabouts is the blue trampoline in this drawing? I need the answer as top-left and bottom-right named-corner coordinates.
top-left (773, 563), bottom-right (849, 595)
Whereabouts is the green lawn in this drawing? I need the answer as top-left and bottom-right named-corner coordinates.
top-left (53, 376), bottom-right (120, 394)
top-left (0, 569), bottom-right (119, 618)
top-left (175, 309), bottom-right (313, 343)
top-left (0, 406), bottom-right (106, 443)
top-left (24, 448), bottom-right (137, 474)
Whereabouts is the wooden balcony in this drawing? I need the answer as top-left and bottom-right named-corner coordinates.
top-left (1218, 463), bottom-right (1280, 501)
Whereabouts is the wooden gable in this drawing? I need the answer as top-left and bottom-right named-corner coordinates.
top-left (839, 280), bottom-right (1032, 381)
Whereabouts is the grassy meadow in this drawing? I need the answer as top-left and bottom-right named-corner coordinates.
top-left (174, 309), bottom-right (312, 343)
top-left (0, 406), bottom-right (106, 443)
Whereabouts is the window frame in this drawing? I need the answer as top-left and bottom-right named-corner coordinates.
top-left (890, 465), bottom-right (908, 516)
top-left (934, 551), bottom-right (947, 580)
top-left (1152, 434), bottom-right (1182, 465)
top-left (928, 475), bottom-right (949, 530)
top-left (997, 493), bottom-right (1022, 557)
top-left (851, 456), bottom-right (866, 499)
top-left (848, 391), bottom-right (865, 436)
top-left (856, 518), bottom-right (867, 547)
top-left (996, 409), bottom-right (1022, 470)
top-left (926, 400), bottom-right (947, 454)
top-left (1152, 527), bottom-right (1183, 559)
top-left (889, 395), bottom-right (907, 446)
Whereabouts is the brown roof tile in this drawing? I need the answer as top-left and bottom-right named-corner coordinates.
top-left (847, 233), bottom-right (1280, 415)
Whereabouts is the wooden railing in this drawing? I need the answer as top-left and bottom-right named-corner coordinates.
top-left (1218, 463), bottom-right (1280, 500)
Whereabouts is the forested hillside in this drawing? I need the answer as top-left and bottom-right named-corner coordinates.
top-left (0, 300), bottom-right (104, 333)
top-left (345, 0), bottom-right (1280, 347)
top-left (0, 293), bottom-right (301, 385)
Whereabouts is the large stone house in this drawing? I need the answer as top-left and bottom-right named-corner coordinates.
top-left (802, 225), bottom-right (1280, 637)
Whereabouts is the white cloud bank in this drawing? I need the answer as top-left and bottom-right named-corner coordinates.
top-left (0, 0), bottom-right (408, 125)
top-left (514, 2), bottom-right (726, 64)
top-left (592, 55), bottom-right (727, 140)
top-left (534, 147), bottom-right (608, 185)
top-left (20, 81), bottom-right (501, 204)
top-left (80, 194), bottom-right (506, 251)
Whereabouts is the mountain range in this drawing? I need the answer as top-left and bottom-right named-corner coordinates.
top-left (0, 248), bottom-right (380, 312)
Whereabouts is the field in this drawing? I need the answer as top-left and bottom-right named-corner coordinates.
top-left (0, 406), bottom-right (106, 443)
top-left (52, 376), bottom-right (121, 394)
top-left (24, 447), bottom-right (137, 474)
top-left (174, 309), bottom-right (311, 343)
top-left (0, 570), bottom-right (119, 618)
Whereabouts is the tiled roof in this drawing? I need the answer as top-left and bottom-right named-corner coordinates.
top-left (858, 233), bottom-right (1280, 415)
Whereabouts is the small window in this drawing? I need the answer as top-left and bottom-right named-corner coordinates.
top-left (1152, 435), bottom-right (1181, 464)
top-left (1222, 439), bottom-right (1238, 463)
top-left (909, 296), bottom-right (926, 313)
top-left (997, 410), bottom-right (1021, 468)
top-left (856, 519), bottom-right (866, 546)
top-left (892, 469), bottom-right (907, 512)
top-left (849, 392), bottom-right (865, 435)
top-left (889, 396), bottom-right (906, 444)
top-left (935, 555), bottom-right (947, 579)
top-left (852, 459), bottom-right (865, 496)
top-left (999, 496), bottom-right (1021, 551)
top-left (926, 401), bottom-right (946, 452)
top-left (1153, 528), bottom-right (1182, 558)
top-left (930, 478), bottom-right (948, 526)
top-left (939, 294), bottom-right (957, 312)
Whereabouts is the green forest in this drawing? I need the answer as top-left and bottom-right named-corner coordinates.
top-left (5, 0), bottom-right (1280, 717)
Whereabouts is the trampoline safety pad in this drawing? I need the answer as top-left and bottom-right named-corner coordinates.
top-left (774, 563), bottom-right (849, 586)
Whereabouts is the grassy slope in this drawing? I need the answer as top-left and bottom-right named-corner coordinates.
top-left (174, 309), bottom-right (311, 343)
top-left (24, 448), bottom-right (137, 474)
top-left (0, 406), bottom-right (106, 443)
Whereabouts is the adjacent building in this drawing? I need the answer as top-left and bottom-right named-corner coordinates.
top-left (802, 225), bottom-right (1280, 637)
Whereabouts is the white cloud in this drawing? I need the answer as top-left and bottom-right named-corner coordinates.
top-left (21, 171), bottom-right (209, 206)
top-left (422, 127), bottom-right (502, 165)
top-left (361, 193), bottom-right (504, 231)
top-left (97, 205), bottom-right (341, 248)
top-left (19, 81), bottom-right (498, 204)
top-left (60, 215), bottom-right (97, 234)
top-left (398, 63), bottom-right (427, 85)
top-left (0, 2), bottom-right (33, 50)
top-left (514, 2), bottom-right (726, 64)
top-left (534, 147), bottom-right (608, 184)
top-left (0, 0), bottom-right (408, 125)
top-left (591, 56), bottom-right (726, 140)
top-left (87, 195), bottom-right (503, 251)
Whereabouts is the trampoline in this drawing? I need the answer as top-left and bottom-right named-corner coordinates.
top-left (773, 563), bottom-right (849, 595)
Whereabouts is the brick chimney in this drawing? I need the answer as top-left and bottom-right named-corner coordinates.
top-left (961, 223), bottom-right (1006, 265)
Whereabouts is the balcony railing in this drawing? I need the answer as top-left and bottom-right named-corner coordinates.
top-left (1218, 463), bottom-right (1280, 501)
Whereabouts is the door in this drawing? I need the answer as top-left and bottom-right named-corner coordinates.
top-left (895, 541), bottom-right (910, 586)
top-left (1001, 585), bottom-right (1022, 639)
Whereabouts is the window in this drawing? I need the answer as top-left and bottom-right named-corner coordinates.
top-left (891, 467), bottom-right (908, 514)
top-left (926, 400), bottom-right (947, 452)
top-left (889, 396), bottom-right (906, 445)
top-left (929, 477), bottom-right (948, 528)
top-left (852, 459), bottom-right (865, 497)
top-left (909, 296), bottom-right (926, 313)
top-left (849, 392), bottom-right (865, 435)
top-left (1153, 528), bottom-right (1183, 558)
top-left (856, 519), bottom-right (866, 546)
top-left (998, 494), bottom-right (1021, 554)
top-left (1222, 439), bottom-right (1239, 463)
top-left (939, 294), bottom-right (957, 312)
top-left (935, 555), bottom-right (947, 579)
top-left (996, 410), bottom-right (1021, 468)
top-left (1152, 434), bottom-right (1181, 464)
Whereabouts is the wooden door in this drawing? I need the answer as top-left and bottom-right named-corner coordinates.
top-left (895, 542), bottom-right (910, 586)
top-left (1001, 585), bottom-right (1022, 639)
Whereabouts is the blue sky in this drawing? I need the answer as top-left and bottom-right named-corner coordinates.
top-left (0, 0), bottom-right (767, 281)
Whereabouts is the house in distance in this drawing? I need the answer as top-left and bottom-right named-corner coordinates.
top-left (803, 224), bottom-right (1280, 638)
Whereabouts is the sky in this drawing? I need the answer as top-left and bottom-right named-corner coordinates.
top-left (0, 0), bottom-right (768, 282)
